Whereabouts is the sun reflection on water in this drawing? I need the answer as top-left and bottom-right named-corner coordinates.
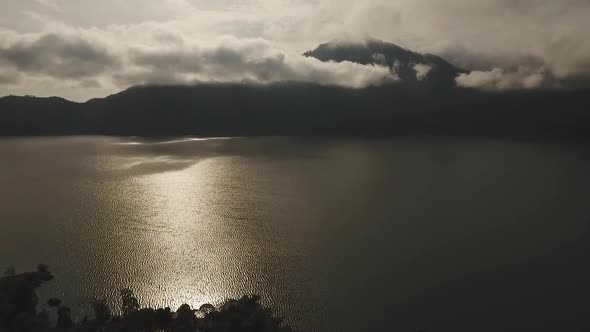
top-left (127, 156), bottom-right (258, 310)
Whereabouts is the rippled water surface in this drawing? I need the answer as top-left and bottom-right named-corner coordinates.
top-left (1, 137), bottom-right (590, 332)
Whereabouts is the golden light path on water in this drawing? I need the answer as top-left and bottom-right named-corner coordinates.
top-left (134, 158), bottom-right (223, 309)
top-left (131, 157), bottom-right (253, 310)
top-left (115, 137), bottom-right (235, 146)
top-left (108, 147), bottom-right (293, 314)
top-left (50, 136), bottom-right (315, 329)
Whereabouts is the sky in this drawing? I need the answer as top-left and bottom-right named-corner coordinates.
top-left (0, 0), bottom-right (589, 101)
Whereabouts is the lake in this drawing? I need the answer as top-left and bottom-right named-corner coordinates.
top-left (1, 136), bottom-right (589, 332)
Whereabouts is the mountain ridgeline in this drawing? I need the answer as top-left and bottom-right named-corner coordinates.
top-left (303, 40), bottom-right (465, 87)
top-left (0, 41), bottom-right (589, 139)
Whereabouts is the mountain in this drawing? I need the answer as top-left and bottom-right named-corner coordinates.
top-left (1, 83), bottom-right (589, 139)
top-left (1, 40), bottom-right (589, 139)
top-left (303, 39), bottom-right (466, 87)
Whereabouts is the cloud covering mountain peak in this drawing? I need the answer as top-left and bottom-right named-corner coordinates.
top-left (303, 39), bottom-right (464, 86)
top-left (1, 0), bottom-right (589, 99)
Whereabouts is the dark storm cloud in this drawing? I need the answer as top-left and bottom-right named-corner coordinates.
top-left (0, 33), bottom-right (120, 79)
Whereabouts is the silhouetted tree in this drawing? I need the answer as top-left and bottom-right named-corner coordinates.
top-left (176, 303), bottom-right (197, 330)
top-left (37, 309), bottom-right (51, 329)
top-left (48, 298), bottom-right (62, 307)
top-left (154, 307), bottom-right (173, 330)
top-left (125, 308), bottom-right (156, 332)
top-left (2, 267), bottom-right (297, 332)
top-left (56, 306), bottom-right (73, 330)
top-left (199, 303), bottom-right (216, 314)
top-left (91, 299), bottom-right (111, 323)
top-left (121, 288), bottom-right (140, 316)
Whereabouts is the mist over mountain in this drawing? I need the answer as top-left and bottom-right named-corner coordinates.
top-left (1, 40), bottom-right (589, 139)
top-left (303, 40), bottom-right (466, 87)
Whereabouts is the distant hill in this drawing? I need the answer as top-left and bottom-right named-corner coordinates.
top-left (1, 83), bottom-right (589, 139)
top-left (303, 39), bottom-right (466, 87)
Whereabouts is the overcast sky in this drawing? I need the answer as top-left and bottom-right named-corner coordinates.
top-left (1, 0), bottom-right (589, 100)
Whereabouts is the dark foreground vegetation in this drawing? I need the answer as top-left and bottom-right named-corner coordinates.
top-left (1, 84), bottom-right (590, 140)
top-left (0, 266), bottom-right (295, 332)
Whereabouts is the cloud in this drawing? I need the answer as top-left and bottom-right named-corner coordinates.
top-left (371, 53), bottom-right (387, 66)
top-left (0, 67), bottom-right (20, 85)
top-left (265, 0), bottom-right (590, 84)
top-left (1, 0), bottom-right (589, 97)
top-left (455, 66), bottom-right (553, 90)
top-left (0, 27), bottom-right (396, 100)
top-left (0, 31), bottom-right (120, 79)
top-left (34, 0), bottom-right (62, 12)
top-left (120, 38), bottom-right (396, 87)
top-left (413, 64), bottom-right (431, 81)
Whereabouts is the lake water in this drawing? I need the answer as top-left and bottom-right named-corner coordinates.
top-left (1, 136), bottom-right (589, 332)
